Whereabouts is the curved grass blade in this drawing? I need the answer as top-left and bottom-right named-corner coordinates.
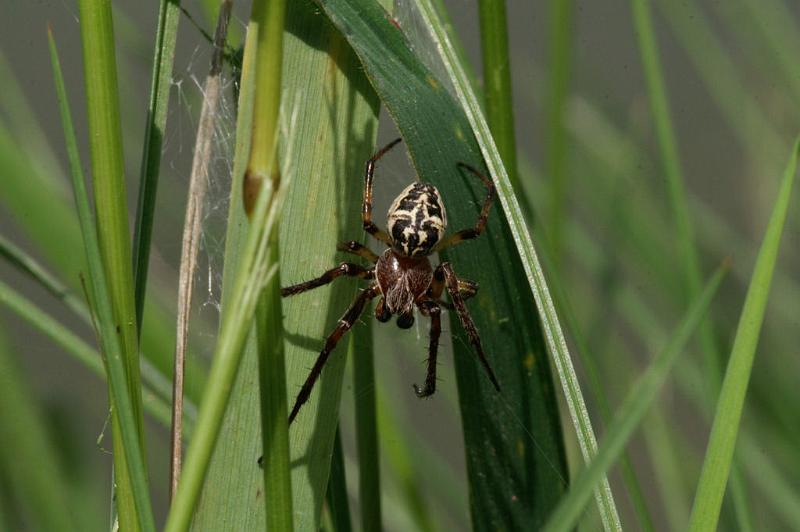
top-left (411, 0), bottom-right (621, 528)
top-left (48, 28), bottom-right (156, 532)
top-left (542, 263), bottom-right (727, 532)
top-left (688, 138), bottom-right (800, 531)
top-left (313, 0), bottom-right (569, 528)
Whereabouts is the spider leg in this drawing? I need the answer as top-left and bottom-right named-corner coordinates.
top-left (337, 240), bottom-right (379, 263)
top-left (429, 267), bottom-right (477, 308)
top-left (281, 263), bottom-right (373, 297)
top-left (440, 262), bottom-right (500, 392)
top-left (289, 285), bottom-right (379, 424)
top-left (413, 299), bottom-right (441, 398)
top-left (363, 138), bottom-right (402, 244)
top-left (433, 162), bottom-right (495, 252)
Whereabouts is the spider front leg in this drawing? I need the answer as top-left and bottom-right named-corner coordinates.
top-left (289, 285), bottom-right (379, 423)
top-left (281, 263), bottom-right (373, 297)
top-left (433, 162), bottom-right (495, 252)
top-left (337, 241), bottom-right (379, 263)
top-left (439, 262), bottom-right (500, 392)
top-left (413, 299), bottom-right (441, 398)
top-left (362, 138), bottom-right (402, 244)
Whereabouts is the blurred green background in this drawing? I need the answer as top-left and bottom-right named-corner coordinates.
top-left (1, 0), bottom-right (799, 530)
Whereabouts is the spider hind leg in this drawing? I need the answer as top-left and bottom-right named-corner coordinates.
top-left (440, 262), bottom-right (500, 392)
top-left (413, 299), bottom-right (441, 398)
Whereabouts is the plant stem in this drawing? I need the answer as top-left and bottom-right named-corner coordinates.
top-left (74, 1), bottom-right (146, 526)
top-left (248, 0), bottom-right (292, 528)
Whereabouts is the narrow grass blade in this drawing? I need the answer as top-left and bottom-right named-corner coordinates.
top-left (132, 0), bottom-right (182, 327)
top-left (48, 28), bottom-right (156, 532)
top-left (0, 51), bottom-right (206, 407)
top-left (76, 0), bottom-right (144, 437)
top-left (542, 263), bottom-right (727, 532)
top-left (477, 0), bottom-right (518, 188)
top-left (0, 278), bottom-right (191, 437)
top-left (248, 0), bottom-right (293, 528)
top-left (545, 0), bottom-right (573, 260)
top-left (409, 1), bottom-right (619, 528)
top-left (688, 139), bottom-right (800, 531)
top-left (189, 2), bottom-right (383, 530)
top-left (0, 328), bottom-right (75, 531)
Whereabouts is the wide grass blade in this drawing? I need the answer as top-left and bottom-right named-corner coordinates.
top-left (315, 0), bottom-right (570, 528)
top-left (411, 0), bottom-right (621, 528)
top-left (542, 263), bottom-right (727, 532)
top-left (48, 28), bottom-right (156, 532)
top-left (688, 138), bottom-right (800, 531)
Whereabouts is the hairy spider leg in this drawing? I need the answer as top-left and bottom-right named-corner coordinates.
top-left (429, 267), bottom-right (478, 310)
top-left (337, 240), bottom-right (380, 263)
top-left (281, 263), bottom-right (374, 297)
top-left (363, 138), bottom-right (403, 244)
top-left (289, 286), bottom-right (380, 423)
top-left (413, 299), bottom-right (442, 398)
top-left (440, 262), bottom-right (501, 392)
top-left (433, 162), bottom-right (495, 252)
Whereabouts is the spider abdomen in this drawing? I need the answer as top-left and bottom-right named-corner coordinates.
top-left (387, 182), bottom-right (447, 257)
top-left (375, 249), bottom-right (433, 315)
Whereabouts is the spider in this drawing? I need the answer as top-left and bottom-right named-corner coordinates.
top-left (284, 138), bottom-right (500, 424)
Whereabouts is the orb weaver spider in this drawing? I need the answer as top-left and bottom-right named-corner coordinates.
top-left (284, 138), bottom-right (500, 424)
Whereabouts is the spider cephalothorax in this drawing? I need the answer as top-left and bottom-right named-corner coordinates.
top-left (281, 138), bottom-right (500, 424)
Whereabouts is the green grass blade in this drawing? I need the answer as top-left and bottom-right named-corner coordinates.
top-left (248, 0), bottom-right (293, 527)
top-left (315, 0), bottom-right (569, 528)
top-left (631, 3), bottom-right (755, 526)
top-left (688, 138), bottom-right (800, 531)
top-left (48, 28), bottom-right (156, 532)
top-left (163, 20), bottom-right (292, 529)
top-left (353, 318), bottom-right (381, 531)
top-left (76, 0), bottom-right (144, 439)
top-left (132, 0), bottom-right (182, 328)
top-left (544, 0), bottom-right (572, 260)
top-left (542, 263), bottom-right (727, 532)
top-left (477, 0), bottom-right (518, 188)
top-left (188, 2), bottom-right (383, 529)
top-left (0, 328), bottom-right (76, 531)
top-left (410, 1), bottom-right (620, 528)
